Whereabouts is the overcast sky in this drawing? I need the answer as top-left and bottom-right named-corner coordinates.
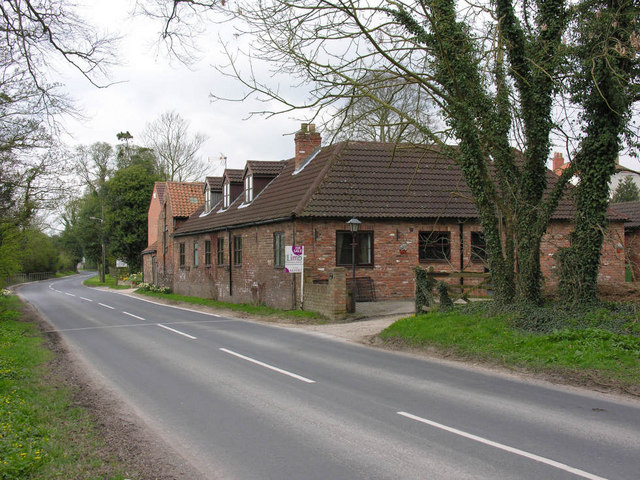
top-left (58, 0), bottom-right (306, 177)
top-left (56, 1), bottom-right (639, 175)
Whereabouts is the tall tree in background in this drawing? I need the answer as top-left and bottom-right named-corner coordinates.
top-left (142, 110), bottom-right (208, 181)
top-left (611, 176), bottom-right (640, 203)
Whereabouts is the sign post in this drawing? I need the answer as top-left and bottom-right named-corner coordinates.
top-left (285, 245), bottom-right (305, 308)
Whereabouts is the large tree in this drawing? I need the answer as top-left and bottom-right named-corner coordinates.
top-left (142, 110), bottom-right (209, 181)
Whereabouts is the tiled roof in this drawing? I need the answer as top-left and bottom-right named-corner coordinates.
top-left (224, 169), bottom-right (244, 183)
top-left (166, 182), bottom-right (205, 218)
top-left (245, 160), bottom-right (286, 177)
top-left (205, 176), bottom-right (223, 191)
top-left (609, 201), bottom-right (640, 229)
top-left (174, 141), bottom-right (624, 236)
top-left (142, 241), bottom-right (157, 254)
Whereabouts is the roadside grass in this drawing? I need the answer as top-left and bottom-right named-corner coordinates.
top-left (137, 290), bottom-right (322, 322)
top-left (83, 274), bottom-right (130, 290)
top-left (0, 295), bottom-right (128, 480)
top-left (380, 304), bottom-right (640, 391)
top-left (54, 271), bottom-right (76, 278)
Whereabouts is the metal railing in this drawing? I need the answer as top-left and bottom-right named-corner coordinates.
top-left (0, 272), bottom-right (56, 288)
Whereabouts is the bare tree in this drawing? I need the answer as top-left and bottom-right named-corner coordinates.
top-left (142, 110), bottom-right (209, 181)
top-left (74, 142), bottom-right (115, 194)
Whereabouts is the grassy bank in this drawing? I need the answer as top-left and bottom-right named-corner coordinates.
top-left (380, 304), bottom-right (640, 393)
top-left (137, 289), bottom-right (321, 322)
top-left (83, 274), bottom-right (131, 290)
top-left (0, 294), bottom-right (128, 479)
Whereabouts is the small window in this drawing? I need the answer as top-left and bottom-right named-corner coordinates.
top-left (245, 175), bottom-right (253, 203)
top-left (223, 181), bottom-right (230, 208)
top-left (205, 240), bottom-right (211, 265)
top-left (419, 231), bottom-right (450, 261)
top-left (205, 185), bottom-right (212, 212)
top-left (179, 243), bottom-right (186, 267)
top-left (193, 241), bottom-right (199, 267)
top-left (471, 232), bottom-right (487, 263)
top-left (233, 236), bottom-right (242, 266)
top-left (274, 232), bottom-right (285, 268)
top-left (336, 231), bottom-right (374, 266)
top-left (217, 237), bottom-right (225, 265)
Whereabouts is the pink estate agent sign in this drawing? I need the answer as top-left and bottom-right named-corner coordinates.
top-left (285, 245), bottom-right (304, 273)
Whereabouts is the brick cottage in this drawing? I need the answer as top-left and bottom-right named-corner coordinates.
top-left (142, 124), bottom-right (627, 317)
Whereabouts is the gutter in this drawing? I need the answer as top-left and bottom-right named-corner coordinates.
top-left (173, 215), bottom-right (295, 238)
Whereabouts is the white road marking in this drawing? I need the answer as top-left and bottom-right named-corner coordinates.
top-left (220, 348), bottom-right (316, 384)
top-left (123, 311), bottom-right (145, 321)
top-left (157, 324), bottom-right (197, 339)
top-left (98, 303), bottom-right (114, 309)
top-left (80, 297), bottom-right (93, 302)
top-left (65, 292), bottom-right (76, 297)
top-left (397, 412), bottom-right (607, 480)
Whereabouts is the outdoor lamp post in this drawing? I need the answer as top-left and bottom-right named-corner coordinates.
top-left (347, 217), bottom-right (361, 310)
top-left (90, 216), bottom-right (106, 283)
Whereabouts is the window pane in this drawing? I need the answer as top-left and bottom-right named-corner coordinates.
top-left (358, 233), bottom-right (372, 264)
top-left (471, 232), bottom-right (487, 263)
top-left (336, 232), bottom-right (353, 265)
top-left (193, 241), bottom-right (199, 266)
top-left (217, 238), bottom-right (224, 265)
top-left (419, 231), bottom-right (450, 261)
top-left (205, 240), bottom-right (211, 265)
top-left (233, 236), bottom-right (242, 265)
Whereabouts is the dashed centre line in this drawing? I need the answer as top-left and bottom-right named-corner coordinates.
top-left (220, 348), bottom-right (316, 384)
top-left (98, 303), bottom-right (114, 309)
top-left (123, 311), bottom-right (145, 321)
top-left (397, 412), bottom-right (607, 480)
top-left (157, 324), bottom-right (197, 339)
top-left (80, 297), bottom-right (93, 302)
top-left (64, 292), bottom-right (76, 297)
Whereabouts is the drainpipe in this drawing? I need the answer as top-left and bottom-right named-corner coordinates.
top-left (228, 229), bottom-right (233, 297)
top-left (459, 220), bottom-right (464, 290)
top-left (292, 220), bottom-right (297, 309)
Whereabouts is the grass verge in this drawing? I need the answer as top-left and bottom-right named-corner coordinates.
top-left (136, 289), bottom-right (322, 322)
top-left (0, 295), bottom-right (128, 479)
top-left (83, 274), bottom-right (130, 290)
top-left (380, 307), bottom-right (640, 395)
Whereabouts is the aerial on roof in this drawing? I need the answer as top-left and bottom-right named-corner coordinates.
top-left (174, 141), bottom-right (624, 237)
top-left (165, 181), bottom-right (205, 218)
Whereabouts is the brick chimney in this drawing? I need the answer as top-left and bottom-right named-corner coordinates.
top-left (294, 123), bottom-right (321, 170)
top-left (552, 151), bottom-right (565, 171)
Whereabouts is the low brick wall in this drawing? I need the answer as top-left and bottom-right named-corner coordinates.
top-left (303, 267), bottom-right (347, 321)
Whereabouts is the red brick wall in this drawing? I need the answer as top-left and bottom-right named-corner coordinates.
top-left (147, 186), bottom-right (162, 248)
top-left (166, 217), bottom-right (627, 307)
top-left (626, 229), bottom-right (640, 280)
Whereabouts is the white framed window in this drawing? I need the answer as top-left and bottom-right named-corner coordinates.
top-left (205, 185), bottom-right (212, 212)
top-left (245, 175), bottom-right (253, 203)
top-left (223, 181), bottom-right (230, 208)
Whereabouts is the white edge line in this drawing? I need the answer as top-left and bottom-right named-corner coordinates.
top-left (397, 412), bottom-right (607, 480)
top-left (98, 303), bottom-right (114, 309)
top-left (79, 297), bottom-right (93, 302)
top-left (157, 324), bottom-right (197, 340)
top-left (220, 348), bottom-right (315, 384)
top-left (123, 311), bottom-right (145, 321)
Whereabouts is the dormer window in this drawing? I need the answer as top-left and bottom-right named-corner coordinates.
top-left (223, 181), bottom-right (230, 208)
top-left (245, 175), bottom-right (253, 203)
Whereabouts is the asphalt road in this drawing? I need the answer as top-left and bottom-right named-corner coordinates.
top-left (19, 274), bottom-right (640, 479)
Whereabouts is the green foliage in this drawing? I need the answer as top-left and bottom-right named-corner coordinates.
top-left (105, 164), bottom-right (161, 270)
top-left (611, 176), bottom-right (640, 203)
top-left (414, 266), bottom-right (436, 313)
top-left (0, 295), bottom-right (131, 479)
top-left (0, 223), bottom-right (23, 279)
top-left (21, 229), bottom-right (58, 274)
top-left (136, 282), bottom-right (171, 294)
top-left (380, 303), bottom-right (640, 388)
top-left (437, 281), bottom-right (453, 311)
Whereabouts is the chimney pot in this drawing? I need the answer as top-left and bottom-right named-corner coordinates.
top-left (294, 123), bottom-right (322, 170)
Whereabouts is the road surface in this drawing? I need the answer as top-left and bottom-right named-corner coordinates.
top-left (19, 274), bottom-right (640, 479)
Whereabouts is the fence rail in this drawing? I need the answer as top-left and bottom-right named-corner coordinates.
top-left (1, 272), bottom-right (55, 288)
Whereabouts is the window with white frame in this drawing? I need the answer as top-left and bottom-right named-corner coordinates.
top-left (245, 175), bottom-right (253, 203)
top-left (205, 185), bottom-right (212, 212)
top-left (223, 181), bottom-right (230, 208)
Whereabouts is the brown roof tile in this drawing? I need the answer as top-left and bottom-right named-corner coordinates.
top-left (245, 160), bottom-right (286, 178)
top-left (224, 169), bottom-right (244, 183)
top-left (205, 176), bottom-right (223, 191)
top-left (166, 182), bottom-right (205, 218)
top-left (174, 141), bottom-right (623, 236)
top-left (609, 201), bottom-right (640, 229)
